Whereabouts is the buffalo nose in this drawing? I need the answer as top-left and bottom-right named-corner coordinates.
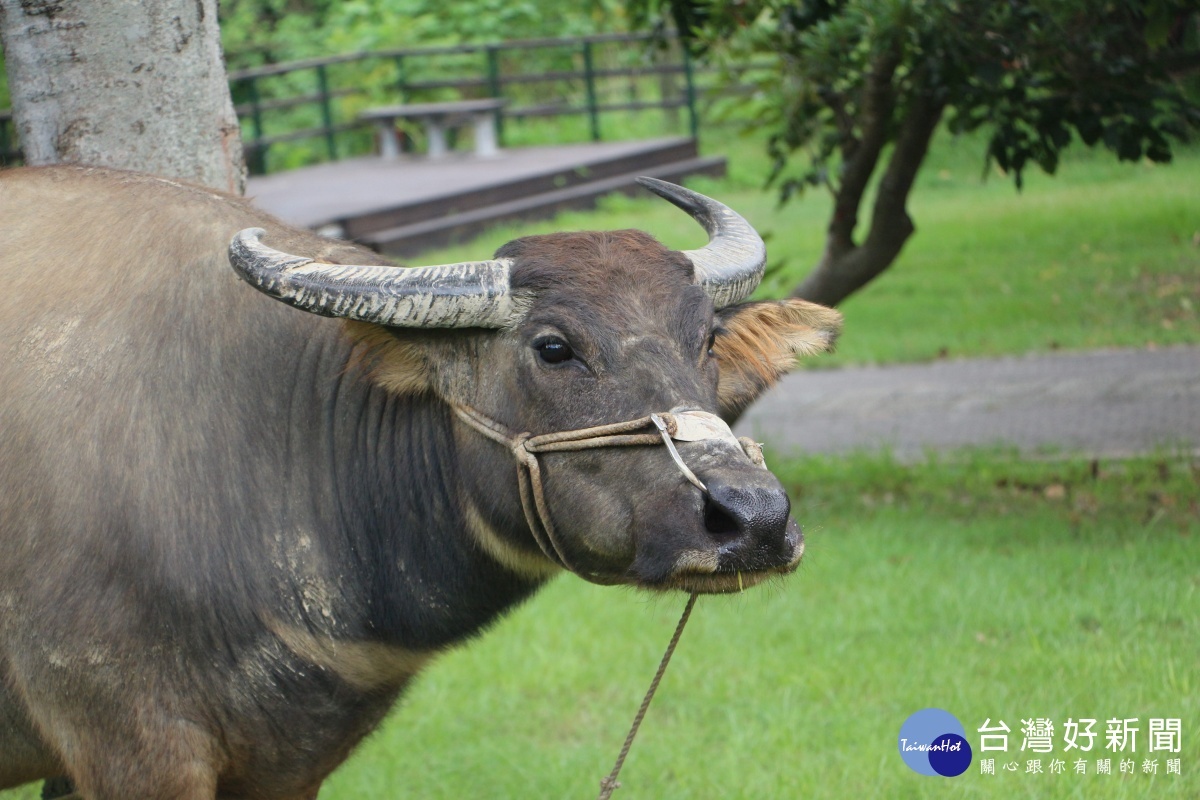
top-left (702, 476), bottom-right (791, 544)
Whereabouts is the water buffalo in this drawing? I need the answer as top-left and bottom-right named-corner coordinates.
top-left (0, 165), bottom-right (841, 799)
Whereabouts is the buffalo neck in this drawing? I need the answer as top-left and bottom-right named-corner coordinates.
top-left (303, 331), bottom-right (546, 652)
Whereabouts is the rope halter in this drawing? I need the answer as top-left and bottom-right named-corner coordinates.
top-left (451, 404), bottom-right (768, 585)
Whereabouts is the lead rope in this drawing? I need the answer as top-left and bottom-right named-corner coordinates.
top-left (450, 403), bottom-right (761, 797)
top-left (597, 591), bottom-right (699, 800)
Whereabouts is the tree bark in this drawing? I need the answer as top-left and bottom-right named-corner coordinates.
top-left (0, 0), bottom-right (246, 194)
top-left (793, 89), bottom-right (945, 307)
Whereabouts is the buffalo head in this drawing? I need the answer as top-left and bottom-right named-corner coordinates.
top-left (229, 178), bottom-right (841, 593)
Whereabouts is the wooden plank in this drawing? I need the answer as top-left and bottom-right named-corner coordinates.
top-left (246, 138), bottom-right (721, 249)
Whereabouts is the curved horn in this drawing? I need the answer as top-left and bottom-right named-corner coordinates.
top-left (636, 176), bottom-right (766, 308)
top-left (228, 229), bottom-right (519, 328)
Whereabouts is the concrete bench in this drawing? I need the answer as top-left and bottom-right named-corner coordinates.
top-left (361, 99), bottom-right (506, 160)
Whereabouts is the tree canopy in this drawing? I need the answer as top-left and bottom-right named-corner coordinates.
top-left (636, 0), bottom-right (1199, 305)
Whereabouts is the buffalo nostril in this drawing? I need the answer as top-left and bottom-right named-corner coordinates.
top-left (703, 480), bottom-right (791, 542)
top-left (703, 495), bottom-right (741, 540)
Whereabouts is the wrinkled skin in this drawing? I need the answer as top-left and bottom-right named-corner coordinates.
top-left (0, 166), bottom-right (839, 798)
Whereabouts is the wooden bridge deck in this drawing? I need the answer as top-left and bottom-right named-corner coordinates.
top-left (246, 137), bottom-right (724, 256)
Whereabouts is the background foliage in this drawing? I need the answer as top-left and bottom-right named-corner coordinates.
top-left (219, 0), bottom-right (629, 69)
top-left (672, 0), bottom-right (1199, 189)
top-left (634, 0), bottom-right (1199, 303)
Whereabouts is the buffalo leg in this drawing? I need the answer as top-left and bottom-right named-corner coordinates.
top-left (41, 778), bottom-right (75, 799)
top-left (41, 721), bottom-right (220, 800)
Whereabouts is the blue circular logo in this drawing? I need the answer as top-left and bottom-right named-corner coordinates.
top-left (898, 708), bottom-right (973, 777)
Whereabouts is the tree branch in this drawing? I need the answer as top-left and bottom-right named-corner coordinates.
top-left (792, 84), bottom-right (945, 307)
top-left (817, 86), bottom-right (856, 157)
top-left (862, 89), bottom-right (946, 257)
top-left (825, 46), bottom-right (903, 257)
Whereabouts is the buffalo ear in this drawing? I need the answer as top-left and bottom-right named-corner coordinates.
top-left (343, 321), bottom-right (434, 396)
top-left (713, 299), bottom-right (843, 420)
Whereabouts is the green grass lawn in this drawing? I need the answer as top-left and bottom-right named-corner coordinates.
top-left (308, 453), bottom-right (1197, 799)
top-left (413, 131), bottom-right (1200, 365)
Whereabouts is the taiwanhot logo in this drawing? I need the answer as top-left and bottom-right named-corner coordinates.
top-left (898, 708), bottom-right (973, 777)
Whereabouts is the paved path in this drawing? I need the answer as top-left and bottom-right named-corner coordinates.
top-left (734, 346), bottom-right (1200, 460)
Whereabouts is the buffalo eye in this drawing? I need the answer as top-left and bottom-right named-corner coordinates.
top-left (707, 327), bottom-right (725, 359)
top-left (534, 337), bottom-right (574, 365)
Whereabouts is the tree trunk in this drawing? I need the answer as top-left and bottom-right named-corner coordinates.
top-left (793, 92), bottom-right (945, 307)
top-left (0, 0), bottom-right (246, 195)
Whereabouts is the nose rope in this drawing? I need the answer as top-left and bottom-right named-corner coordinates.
top-left (650, 414), bottom-right (707, 493)
top-left (451, 403), bottom-right (764, 585)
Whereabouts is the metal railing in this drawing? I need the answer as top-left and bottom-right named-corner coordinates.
top-left (227, 32), bottom-right (699, 174)
top-left (1, 32), bottom-right (700, 174)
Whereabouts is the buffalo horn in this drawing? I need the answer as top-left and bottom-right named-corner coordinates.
top-left (228, 228), bottom-right (519, 328)
top-left (636, 176), bottom-right (766, 308)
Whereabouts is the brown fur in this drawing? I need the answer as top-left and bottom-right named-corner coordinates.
top-left (714, 299), bottom-right (844, 419)
top-left (342, 321), bottom-right (432, 396)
